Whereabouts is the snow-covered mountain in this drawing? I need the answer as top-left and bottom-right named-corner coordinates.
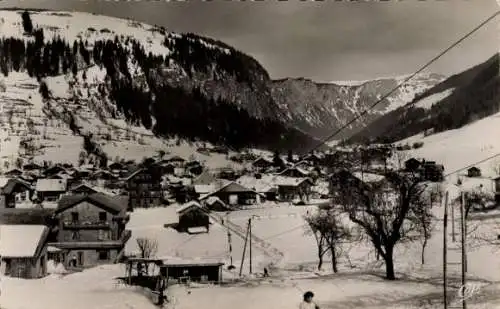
top-left (271, 73), bottom-right (444, 139)
top-left (350, 53), bottom-right (500, 144)
top-left (0, 9), bottom-right (323, 169)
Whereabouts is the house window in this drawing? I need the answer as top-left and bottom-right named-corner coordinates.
top-left (98, 230), bottom-right (110, 241)
top-left (99, 212), bottom-right (107, 222)
top-left (71, 212), bottom-right (79, 222)
top-left (98, 250), bottom-right (109, 261)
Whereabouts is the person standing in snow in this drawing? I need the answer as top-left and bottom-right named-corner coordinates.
top-left (300, 291), bottom-right (319, 309)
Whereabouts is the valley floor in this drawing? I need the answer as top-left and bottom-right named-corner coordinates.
top-left (2, 197), bottom-right (500, 309)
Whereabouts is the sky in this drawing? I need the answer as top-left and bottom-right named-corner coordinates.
top-left (0, 0), bottom-right (498, 81)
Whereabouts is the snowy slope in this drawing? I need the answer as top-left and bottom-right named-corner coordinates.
top-left (271, 73), bottom-right (444, 139)
top-left (399, 111), bottom-right (500, 179)
top-left (0, 9), bottom-right (300, 168)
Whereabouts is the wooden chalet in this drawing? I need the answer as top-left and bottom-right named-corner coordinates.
top-left (0, 224), bottom-right (50, 278)
top-left (271, 176), bottom-right (313, 202)
top-left (467, 167), bottom-right (481, 178)
top-left (89, 170), bottom-right (118, 187)
top-left (0, 178), bottom-right (34, 208)
top-left (251, 157), bottom-right (274, 172)
top-left (49, 193), bottom-right (131, 269)
top-left (199, 182), bottom-right (261, 207)
top-left (175, 201), bottom-right (210, 234)
top-left (236, 175), bottom-right (277, 202)
top-left (35, 178), bottom-right (67, 203)
top-left (125, 167), bottom-right (163, 210)
top-left (4, 168), bottom-right (22, 177)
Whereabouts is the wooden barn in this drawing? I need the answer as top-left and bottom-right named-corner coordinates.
top-left (0, 224), bottom-right (50, 278)
top-left (176, 201), bottom-right (210, 234)
top-left (159, 259), bottom-right (224, 284)
top-left (35, 178), bottom-right (67, 203)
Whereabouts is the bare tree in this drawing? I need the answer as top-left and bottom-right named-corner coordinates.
top-left (304, 219), bottom-right (328, 271)
top-left (136, 237), bottom-right (159, 276)
top-left (331, 170), bottom-right (432, 280)
top-left (136, 237), bottom-right (158, 259)
top-left (305, 207), bottom-right (352, 273)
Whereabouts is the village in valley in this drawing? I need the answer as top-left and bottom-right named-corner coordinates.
top-left (0, 3), bottom-right (497, 309)
top-left (1, 139), bottom-right (500, 309)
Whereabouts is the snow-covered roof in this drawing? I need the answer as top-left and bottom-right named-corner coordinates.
top-left (176, 201), bottom-right (203, 214)
top-left (159, 256), bottom-right (224, 267)
top-left (352, 172), bottom-right (385, 183)
top-left (199, 181), bottom-right (259, 200)
top-left (194, 184), bottom-right (216, 194)
top-left (36, 178), bottom-right (67, 192)
top-left (0, 225), bottom-right (48, 258)
top-left (0, 177), bottom-right (11, 189)
top-left (236, 175), bottom-right (275, 193)
top-left (262, 175), bottom-right (311, 187)
top-left (206, 196), bottom-right (225, 206)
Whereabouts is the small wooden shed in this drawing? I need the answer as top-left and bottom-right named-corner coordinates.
top-left (160, 260), bottom-right (224, 284)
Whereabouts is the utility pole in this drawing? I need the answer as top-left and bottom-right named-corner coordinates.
top-left (239, 220), bottom-right (250, 277)
top-left (443, 191), bottom-right (449, 309)
top-left (460, 191), bottom-right (467, 309)
top-left (249, 217), bottom-right (253, 274)
top-left (227, 215), bottom-right (233, 266)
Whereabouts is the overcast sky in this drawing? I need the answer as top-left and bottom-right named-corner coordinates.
top-left (0, 0), bottom-right (498, 81)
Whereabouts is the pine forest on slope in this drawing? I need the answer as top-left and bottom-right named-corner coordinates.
top-left (0, 9), bottom-right (320, 156)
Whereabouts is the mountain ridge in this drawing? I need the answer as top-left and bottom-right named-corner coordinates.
top-left (349, 52), bottom-right (500, 144)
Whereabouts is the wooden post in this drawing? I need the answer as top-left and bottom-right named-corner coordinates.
top-left (460, 191), bottom-right (467, 309)
top-left (451, 195), bottom-right (456, 242)
top-left (249, 217), bottom-right (252, 274)
top-left (239, 221), bottom-right (250, 277)
top-left (443, 191), bottom-right (449, 309)
top-left (128, 261), bottom-right (132, 285)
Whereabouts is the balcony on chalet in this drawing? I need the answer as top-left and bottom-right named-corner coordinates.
top-left (48, 229), bottom-right (132, 249)
top-left (62, 220), bottom-right (112, 229)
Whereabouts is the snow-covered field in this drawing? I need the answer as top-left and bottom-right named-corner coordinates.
top-left (2, 202), bottom-right (500, 309)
